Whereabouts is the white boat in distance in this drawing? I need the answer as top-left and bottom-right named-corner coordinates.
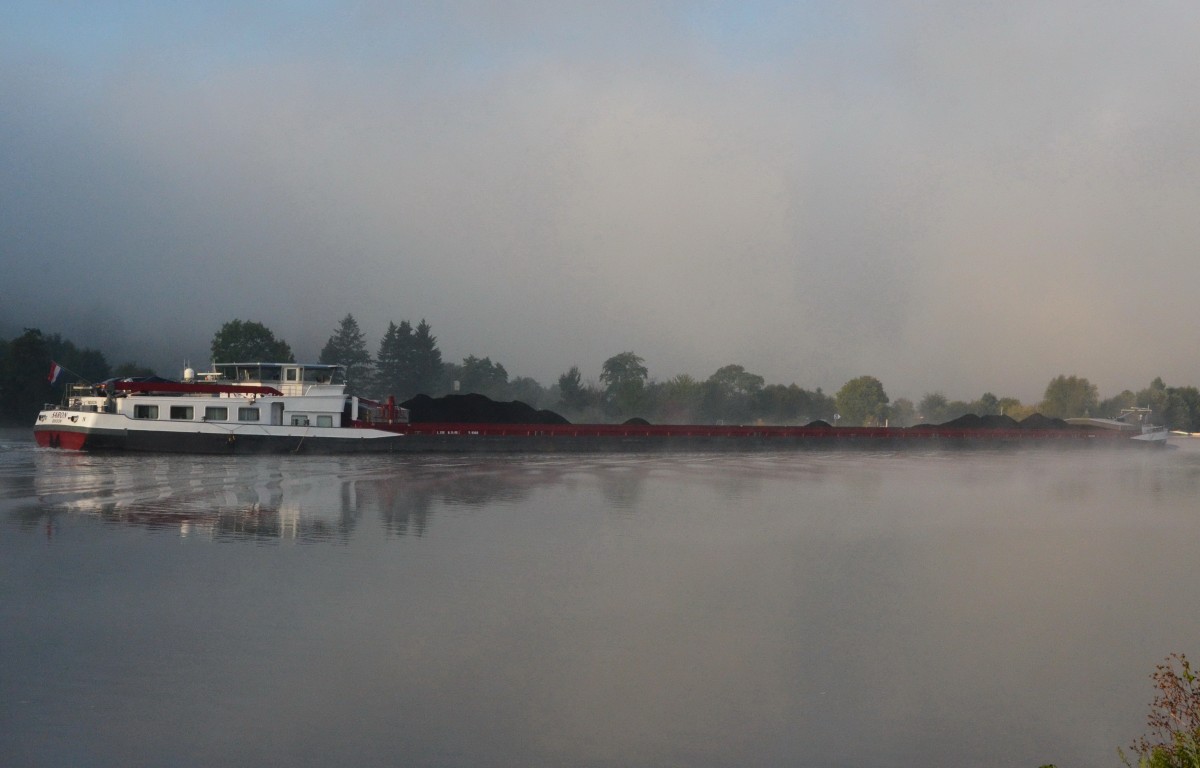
top-left (1065, 407), bottom-right (1170, 444)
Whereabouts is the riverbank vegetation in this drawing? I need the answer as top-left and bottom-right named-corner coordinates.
top-left (4, 316), bottom-right (1200, 430)
top-left (1122, 654), bottom-right (1200, 768)
top-left (1042, 654), bottom-right (1200, 768)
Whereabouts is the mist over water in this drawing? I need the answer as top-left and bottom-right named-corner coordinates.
top-left (4, 431), bottom-right (1200, 767)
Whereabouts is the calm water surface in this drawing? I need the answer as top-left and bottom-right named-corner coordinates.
top-left (4, 429), bottom-right (1200, 767)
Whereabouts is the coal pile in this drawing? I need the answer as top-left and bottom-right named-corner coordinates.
top-left (911, 413), bottom-right (1077, 430)
top-left (1014, 413), bottom-right (1076, 430)
top-left (401, 393), bottom-right (570, 425)
top-left (926, 413), bottom-right (1020, 429)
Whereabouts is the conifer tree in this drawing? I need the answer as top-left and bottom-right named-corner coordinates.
top-left (319, 314), bottom-right (372, 390)
top-left (411, 319), bottom-right (443, 395)
top-left (373, 321), bottom-right (414, 399)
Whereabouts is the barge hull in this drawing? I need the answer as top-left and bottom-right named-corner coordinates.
top-left (34, 421), bottom-right (1161, 454)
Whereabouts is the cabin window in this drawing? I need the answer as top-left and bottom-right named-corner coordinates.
top-left (291, 415), bottom-right (310, 426)
top-left (205, 406), bottom-right (228, 421)
top-left (316, 415), bottom-right (333, 428)
top-left (286, 368), bottom-right (298, 382)
top-left (238, 408), bottom-right (260, 422)
top-left (169, 406), bottom-right (194, 420)
top-left (133, 404), bottom-right (159, 419)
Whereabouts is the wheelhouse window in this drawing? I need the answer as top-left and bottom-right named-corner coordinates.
top-left (204, 406), bottom-right (228, 421)
top-left (133, 404), bottom-right (159, 419)
top-left (169, 406), bottom-right (194, 420)
top-left (238, 408), bottom-right (260, 422)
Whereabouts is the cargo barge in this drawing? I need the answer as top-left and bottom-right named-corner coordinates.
top-left (33, 362), bottom-right (1168, 454)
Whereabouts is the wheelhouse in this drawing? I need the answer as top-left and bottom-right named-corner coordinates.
top-left (209, 362), bottom-right (347, 392)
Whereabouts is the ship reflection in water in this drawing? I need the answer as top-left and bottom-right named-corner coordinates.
top-left (24, 449), bottom-right (736, 542)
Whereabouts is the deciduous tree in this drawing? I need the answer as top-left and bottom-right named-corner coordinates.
top-left (210, 320), bottom-right (293, 363)
top-left (656, 374), bottom-right (703, 423)
top-left (918, 392), bottom-right (950, 423)
top-left (700, 364), bottom-right (765, 423)
top-left (600, 352), bottom-right (647, 391)
top-left (835, 375), bottom-right (890, 426)
top-left (1040, 375), bottom-right (1098, 418)
top-left (600, 351), bottom-right (648, 418)
top-left (889, 397), bottom-right (917, 427)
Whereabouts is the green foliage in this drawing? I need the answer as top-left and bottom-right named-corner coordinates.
top-left (1126, 378), bottom-right (1200, 431)
top-left (835, 375), bottom-right (889, 426)
top-left (210, 320), bottom-right (293, 364)
top-left (997, 396), bottom-right (1033, 420)
top-left (919, 391), bottom-right (1004, 424)
top-left (46, 334), bottom-right (111, 383)
top-left (456, 355), bottom-right (509, 399)
top-left (1041, 374), bottom-right (1098, 419)
top-left (557, 366), bottom-right (591, 413)
top-left (20, 315), bottom-right (1200, 432)
top-left (410, 320), bottom-right (443, 396)
top-left (0, 329), bottom-right (57, 423)
top-left (1098, 389), bottom-right (1137, 418)
top-left (653, 374), bottom-right (704, 422)
top-left (1166, 387), bottom-right (1200, 433)
top-left (889, 397), bottom-right (917, 427)
top-left (757, 383), bottom-right (834, 425)
top-left (975, 392), bottom-right (1000, 415)
top-left (506, 376), bottom-right (547, 407)
top-left (372, 318), bottom-right (444, 399)
top-left (600, 352), bottom-right (649, 419)
top-left (600, 352), bottom-right (648, 391)
top-left (319, 314), bottom-right (372, 389)
top-left (700, 364), bottom-right (766, 423)
top-left (918, 392), bottom-right (950, 423)
top-left (374, 321), bottom-right (415, 398)
top-left (1125, 654), bottom-right (1200, 768)
top-left (0, 328), bottom-right (111, 424)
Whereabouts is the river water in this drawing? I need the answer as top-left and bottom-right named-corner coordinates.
top-left (3, 429), bottom-right (1200, 767)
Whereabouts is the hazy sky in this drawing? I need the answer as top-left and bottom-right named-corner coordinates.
top-left (4, 2), bottom-right (1199, 402)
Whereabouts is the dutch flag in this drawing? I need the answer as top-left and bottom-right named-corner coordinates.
top-left (47, 362), bottom-right (63, 385)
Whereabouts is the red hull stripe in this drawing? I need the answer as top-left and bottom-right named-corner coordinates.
top-left (352, 421), bottom-right (1135, 441)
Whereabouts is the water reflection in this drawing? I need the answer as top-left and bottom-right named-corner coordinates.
top-left (12, 450), bottom-right (655, 541)
top-left (11, 448), bottom-right (853, 542)
top-left (8, 442), bottom-right (1200, 546)
top-left (7, 432), bottom-right (1200, 767)
top-left (20, 452), bottom-right (368, 542)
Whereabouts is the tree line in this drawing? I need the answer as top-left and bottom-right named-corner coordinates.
top-left (190, 317), bottom-right (1200, 432)
top-left (0, 328), bottom-right (153, 425)
top-left (4, 317), bottom-right (1200, 432)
